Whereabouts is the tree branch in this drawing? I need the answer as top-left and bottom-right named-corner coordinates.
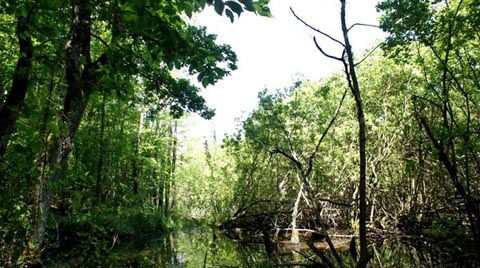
top-left (315, 196), bottom-right (353, 207)
top-left (290, 7), bottom-right (345, 48)
top-left (305, 90), bottom-right (347, 177)
top-left (354, 41), bottom-right (382, 66)
top-left (347, 23), bottom-right (380, 32)
top-left (272, 147), bottom-right (303, 172)
top-left (313, 36), bottom-right (344, 61)
top-left (91, 32), bottom-right (110, 49)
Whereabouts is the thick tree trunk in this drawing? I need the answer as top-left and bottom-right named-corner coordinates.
top-left (0, 14), bottom-right (33, 161)
top-left (339, 1), bottom-right (368, 267)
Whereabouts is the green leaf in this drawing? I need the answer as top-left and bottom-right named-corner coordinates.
top-left (198, 0), bottom-right (206, 9)
top-left (184, 5), bottom-right (193, 18)
top-left (214, 0), bottom-right (225, 15)
top-left (206, 55), bottom-right (217, 62)
top-left (253, 2), bottom-right (271, 17)
top-left (225, 9), bottom-right (234, 23)
top-left (225, 1), bottom-right (243, 16)
top-left (201, 77), bottom-right (209, 88)
top-left (198, 71), bottom-right (206, 82)
top-left (239, 0), bottom-right (255, 12)
top-left (18, 5), bottom-right (27, 18)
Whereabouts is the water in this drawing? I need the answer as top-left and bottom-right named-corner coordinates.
top-left (45, 227), bottom-right (479, 267)
top-left (46, 227), bottom-right (279, 267)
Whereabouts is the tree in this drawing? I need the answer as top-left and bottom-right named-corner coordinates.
top-left (378, 0), bottom-right (480, 258)
top-left (291, 1), bottom-right (380, 266)
top-left (219, 79), bottom-right (353, 266)
top-left (0, 2), bottom-right (34, 160)
top-left (246, 83), bottom-right (346, 245)
top-left (0, 0), bottom-right (272, 264)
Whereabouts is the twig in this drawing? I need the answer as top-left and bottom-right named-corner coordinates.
top-left (354, 41), bottom-right (382, 67)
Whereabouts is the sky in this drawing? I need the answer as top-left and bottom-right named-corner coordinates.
top-left (183, 0), bottom-right (385, 140)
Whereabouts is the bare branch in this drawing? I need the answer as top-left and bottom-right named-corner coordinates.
top-left (313, 36), bottom-right (344, 61)
top-left (305, 89), bottom-right (348, 177)
top-left (290, 7), bottom-right (345, 48)
top-left (348, 23), bottom-right (380, 32)
top-left (354, 41), bottom-right (382, 67)
top-left (354, 33), bottom-right (394, 66)
top-left (315, 196), bottom-right (353, 207)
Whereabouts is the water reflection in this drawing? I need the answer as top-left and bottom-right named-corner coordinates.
top-left (47, 227), bottom-right (478, 267)
top-left (153, 228), bottom-right (272, 267)
top-left (48, 227), bottom-right (277, 267)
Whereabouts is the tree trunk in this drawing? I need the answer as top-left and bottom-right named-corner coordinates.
top-left (0, 13), bottom-right (33, 161)
top-left (164, 121), bottom-right (178, 215)
top-left (339, 1), bottom-right (368, 267)
top-left (95, 93), bottom-right (107, 204)
top-left (291, 177), bottom-right (304, 244)
top-left (29, 0), bottom-right (107, 260)
top-left (132, 110), bottom-right (145, 196)
top-left (419, 116), bottom-right (480, 255)
top-left (169, 121), bottom-right (178, 211)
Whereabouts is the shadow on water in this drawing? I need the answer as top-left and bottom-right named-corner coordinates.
top-left (45, 227), bottom-right (479, 267)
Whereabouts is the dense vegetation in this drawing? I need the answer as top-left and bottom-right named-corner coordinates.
top-left (1, 0), bottom-right (479, 267)
top-left (0, 0), bottom-right (270, 266)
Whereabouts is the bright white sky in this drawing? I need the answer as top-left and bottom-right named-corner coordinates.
top-left (183, 0), bottom-right (385, 139)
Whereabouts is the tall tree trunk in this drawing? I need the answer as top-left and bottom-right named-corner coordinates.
top-left (291, 3), bottom-right (367, 264)
top-left (132, 110), bottom-right (145, 196)
top-left (29, 0), bottom-right (107, 261)
top-left (95, 93), bottom-right (107, 204)
top-left (419, 116), bottom-right (480, 255)
top-left (169, 121), bottom-right (178, 211)
top-left (339, 0), bottom-right (368, 266)
top-left (152, 119), bottom-right (162, 211)
top-left (0, 12), bottom-right (33, 161)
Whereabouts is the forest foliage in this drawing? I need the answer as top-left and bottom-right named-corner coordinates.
top-left (0, 0), bottom-right (479, 267)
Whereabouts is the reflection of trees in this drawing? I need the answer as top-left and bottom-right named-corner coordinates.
top-left (45, 227), bottom-right (468, 267)
top-left (158, 231), bottom-right (179, 265)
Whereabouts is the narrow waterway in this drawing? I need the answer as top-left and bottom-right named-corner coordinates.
top-left (45, 226), bottom-right (478, 267)
top-left (46, 227), bottom-right (277, 267)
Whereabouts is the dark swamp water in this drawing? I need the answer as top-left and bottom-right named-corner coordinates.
top-left (43, 227), bottom-right (479, 268)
